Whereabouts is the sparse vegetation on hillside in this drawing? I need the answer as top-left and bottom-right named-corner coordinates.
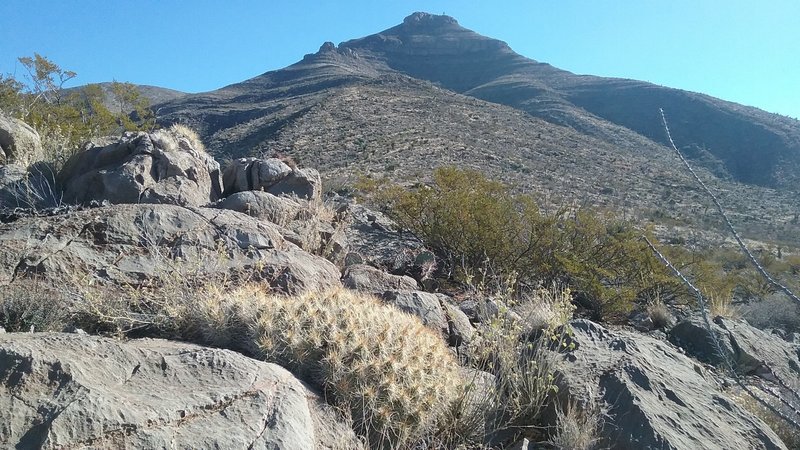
top-left (361, 167), bottom-right (684, 321)
top-left (360, 167), bottom-right (800, 327)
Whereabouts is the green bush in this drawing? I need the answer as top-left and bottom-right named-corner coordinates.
top-left (366, 167), bottom-right (682, 321)
top-left (1, 53), bottom-right (154, 169)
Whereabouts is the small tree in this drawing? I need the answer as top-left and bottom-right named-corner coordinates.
top-left (2, 54), bottom-right (155, 168)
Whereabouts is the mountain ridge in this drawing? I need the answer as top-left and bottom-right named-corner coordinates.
top-left (145, 11), bottom-right (800, 245)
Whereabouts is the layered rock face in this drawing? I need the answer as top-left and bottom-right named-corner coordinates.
top-left (0, 203), bottom-right (340, 293)
top-left (557, 320), bottom-right (787, 450)
top-left (0, 333), bottom-right (360, 449)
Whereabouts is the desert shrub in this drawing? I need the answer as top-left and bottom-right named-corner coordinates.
top-left (739, 295), bottom-right (800, 333)
top-left (428, 278), bottom-right (573, 447)
top-left (254, 287), bottom-right (461, 448)
top-left (365, 167), bottom-right (680, 322)
top-left (2, 54), bottom-right (154, 170)
top-left (0, 279), bottom-right (75, 332)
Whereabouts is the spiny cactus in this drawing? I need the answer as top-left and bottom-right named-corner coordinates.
top-left (252, 287), bottom-right (461, 447)
top-left (168, 123), bottom-right (206, 153)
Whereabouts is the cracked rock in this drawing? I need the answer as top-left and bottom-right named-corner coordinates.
top-left (0, 332), bottom-right (361, 449)
top-left (0, 203), bottom-right (340, 294)
top-left (554, 319), bottom-right (786, 450)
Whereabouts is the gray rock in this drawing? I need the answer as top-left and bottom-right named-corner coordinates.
top-left (714, 317), bottom-right (800, 383)
top-left (557, 319), bottom-right (786, 450)
top-left (440, 297), bottom-right (475, 346)
top-left (222, 157), bottom-right (292, 195)
top-left (59, 128), bottom-right (222, 207)
top-left (328, 198), bottom-right (428, 273)
top-left (343, 252), bottom-right (364, 267)
top-left (629, 310), bottom-right (655, 332)
top-left (342, 264), bottom-right (418, 292)
top-left (380, 290), bottom-right (448, 333)
top-left (213, 190), bottom-right (302, 226)
top-left (0, 111), bottom-right (43, 166)
top-left (267, 167), bottom-right (322, 201)
top-left (0, 332), bottom-right (359, 449)
top-left (671, 315), bottom-right (800, 417)
top-left (669, 317), bottom-right (734, 367)
top-left (0, 203), bottom-right (340, 294)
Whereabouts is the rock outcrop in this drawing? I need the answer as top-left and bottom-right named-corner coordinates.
top-left (222, 157), bottom-right (292, 195)
top-left (213, 190), bottom-right (303, 226)
top-left (556, 319), bottom-right (787, 450)
top-left (0, 203), bottom-right (340, 293)
top-left (221, 157), bottom-right (321, 202)
top-left (0, 111), bottom-right (43, 166)
top-left (59, 126), bottom-right (223, 207)
top-left (0, 332), bottom-right (360, 449)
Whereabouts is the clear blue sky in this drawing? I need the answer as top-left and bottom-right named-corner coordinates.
top-left (1, 0), bottom-right (798, 118)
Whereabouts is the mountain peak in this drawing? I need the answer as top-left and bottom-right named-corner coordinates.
top-left (402, 12), bottom-right (459, 28)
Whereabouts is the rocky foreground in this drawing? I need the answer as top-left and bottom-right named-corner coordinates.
top-left (1, 114), bottom-right (799, 448)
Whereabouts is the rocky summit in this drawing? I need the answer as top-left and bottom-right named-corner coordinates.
top-left (1, 10), bottom-right (800, 450)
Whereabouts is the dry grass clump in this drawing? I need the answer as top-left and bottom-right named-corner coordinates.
top-left (547, 400), bottom-right (602, 450)
top-left (0, 279), bottom-right (75, 332)
top-left (253, 286), bottom-right (461, 448)
top-left (708, 293), bottom-right (739, 319)
top-left (733, 388), bottom-right (800, 449)
top-left (646, 299), bottom-right (673, 329)
top-left (430, 279), bottom-right (571, 446)
top-left (292, 197), bottom-right (350, 262)
top-left (168, 123), bottom-right (206, 153)
top-left (515, 286), bottom-right (576, 335)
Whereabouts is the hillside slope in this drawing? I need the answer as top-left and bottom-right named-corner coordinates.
top-left (340, 12), bottom-right (800, 188)
top-left (153, 12), bottom-right (800, 246)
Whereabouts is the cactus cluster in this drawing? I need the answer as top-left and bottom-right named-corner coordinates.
top-left (253, 287), bottom-right (461, 447)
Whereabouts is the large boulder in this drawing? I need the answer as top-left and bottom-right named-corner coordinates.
top-left (0, 112), bottom-right (43, 166)
top-left (213, 190), bottom-right (303, 226)
top-left (266, 167), bottom-right (322, 202)
top-left (556, 319), bottom-right (786, 450)
top-left (222, 157), bottom-right (321, 202)
top-left (669, 315), bottom-right (800, 427)
top-left (0, 332), bottom-right (360, 449)
top-left (0, 203), bottom-right (341, 294)
top-left (58, 126), bottom-right (222, 207)
top-left (222, 157), bottom-right (292, 195)
top-left (670, 316), bottom-right (800, 380)
top-left (329, 197), bottom-right (429, 274)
